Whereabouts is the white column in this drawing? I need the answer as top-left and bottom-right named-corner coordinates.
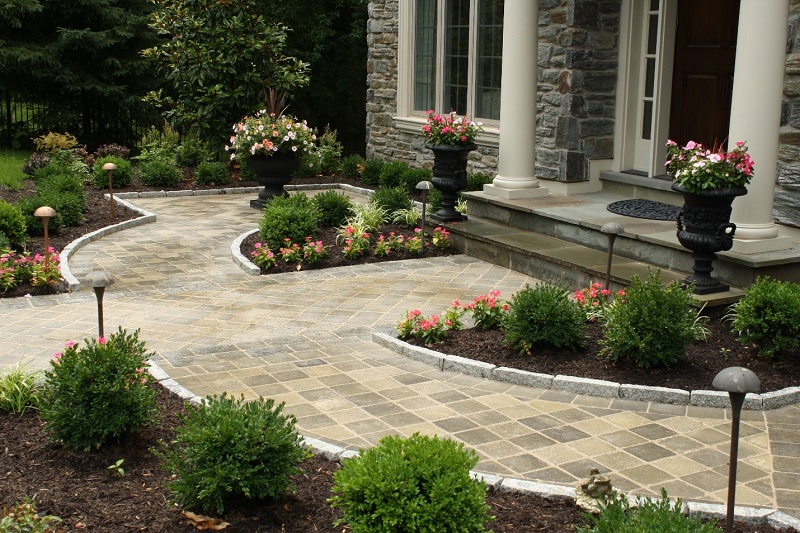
top-left (484, 0), bottom-right (548, 200)
top-left (728, 0), bottom-right (789, 246)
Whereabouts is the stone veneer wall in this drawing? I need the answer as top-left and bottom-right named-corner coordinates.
top-left (775, 0), bottom-right (800, 228)
top-left (365, 0), bottom-right (621, 181)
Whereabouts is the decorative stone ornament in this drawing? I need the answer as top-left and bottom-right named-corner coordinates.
top-left (672, 182), bottom-right (748, 294)
top-left (247, 153), bottom-right (301, 209)
top-left (576, 468), bottom-right (618, 513)
top-left (427, 143), bottom-right (476, 222)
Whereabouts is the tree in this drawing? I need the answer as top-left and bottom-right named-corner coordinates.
top-left (0, 0), bottom-right (162, 149)
top-left (142, 0), bottom-right (311, 149)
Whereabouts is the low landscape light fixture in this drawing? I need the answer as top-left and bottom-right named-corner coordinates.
top-left (85, 271), bottom-right (114, 338)
top-left (416, 180), bottom-right (435, 243)
top-left (101, 162), bottom-right (118, 219)
top-left (33, 205), bottom-right (57, 275)
top-left (712, 366), bottom-right (760, 533)
top-left (600, 222), bottom-right (624, 290)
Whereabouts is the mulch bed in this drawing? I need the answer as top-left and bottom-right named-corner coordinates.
top-left (0, 383), bottom-right (786, 532)
top-left (414, 307), bottom-right (800, 393)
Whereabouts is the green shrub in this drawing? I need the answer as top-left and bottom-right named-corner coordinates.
top-left (428, 188), bottom-right (443, 212)
top-left (577, 489), bottom-right (719, 533)
top-left (361, 158), bottom-right (384, 185)
top-left (400, 167), bottom-right (432, 192)
top-left (139, 159), bottom-right (183, 187)
top-left (92, 156), bottom-right (132, 189)
top-left (466, 172), bottom-right (493, 192)
top-left (502, 283), bottom-right (586, 355)
top-left (0, 365), bottom-right (42, 415)
top-left (311, 190), bottom-right (353, 227)
top-left (378, 161), bottom-right (409, 189)
top-left (258, 194), bottom-right (320, 249)
top-left (156, 393), bottom-right (309, 514)
top-left (136, 124), bottom-right (180, 164)
top-left (727, 276), bottom-right (800, 357)
top-left (316, 125), bottom-right (343, 175)
top-left (195, 161), bottom-right (231, 186)
top-left (176, 138), bottom-right (211, 167)
top-left (0, 498), bottom-right (62, 532)
top-left (39, 328), bottom-right (157, 451)
top-left (600, 269), bottom-right (708, 369)
top-left (36, 172), bottom-right (87, 227)
top-left (370, 186), bottom-right (413, 216)
top-left (0, 200), bottom-right (28, 249)
top-left (330, 433), bottom-right (492, 533)
top-left (341, 154), bottom-right (365, 179)
top-left (0, 231), bottom-right (9, 250)
top-left (17, 196), bottom-right (63, 236)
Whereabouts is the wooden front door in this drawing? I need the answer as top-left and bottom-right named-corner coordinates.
top-left (669, 0), bottom-right (739, 149)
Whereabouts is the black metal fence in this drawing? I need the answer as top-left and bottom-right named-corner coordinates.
top-left (1, 85), bottom-right (160, 152)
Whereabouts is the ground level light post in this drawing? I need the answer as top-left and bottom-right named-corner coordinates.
top-left (33, 206), bottom-right (56, 275)
top-left (712, 366), bottom-right (760, 533)
top-left (416, 180), bottom-right (434, 244)
top-left (102, 162), bottom-right (117, 219)
top-left (86, 271), bottom-right (113, 338)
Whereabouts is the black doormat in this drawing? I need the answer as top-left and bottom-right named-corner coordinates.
top-left (606, 199), bottom-right (681, 221)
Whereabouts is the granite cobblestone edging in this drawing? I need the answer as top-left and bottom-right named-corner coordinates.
top-left (371, 333), bottom-right (800, 411)
top-left (146, 360), bottom-right (800, 531)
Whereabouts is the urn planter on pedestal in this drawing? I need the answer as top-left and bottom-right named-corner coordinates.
top-left (247, 153), bottom-right (300, 210)
top-left (672, 182), bottom-right (747, 294)
top-left (427, 143), bottom-right (476, 222)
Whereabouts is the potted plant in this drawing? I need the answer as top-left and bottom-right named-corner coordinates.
top-left (227, 110), bottom-right (317, 209)
top-left (422, 110), bottom-right (483, 222)
top-left (665, 139), bottom-right (755, 294)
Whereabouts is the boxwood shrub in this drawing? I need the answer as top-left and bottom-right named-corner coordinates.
top-left (195, 161), bottom-right (231, 186)
top-left (92, 156), bottom-right (132, 189)
top-left (258, 194), bottom-right (320, 248)
top-left (139, 159), bottom-right (183, 187)
top-left (0, 200), bottom-right (28, 250)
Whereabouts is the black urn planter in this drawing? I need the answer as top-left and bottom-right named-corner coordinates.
top-left (247, 153), bottom-right (301, 209)
top-left (671, 182), bottom-right (747, 294)
top-left (426, 143), bottom-right (476, 222)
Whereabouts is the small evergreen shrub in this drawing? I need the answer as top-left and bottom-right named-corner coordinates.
top-left (311, 190), bottom-right (353, 227)
top-left (17, 196), bottom-right (63, 236)
top-left (258, 194), bottom-right (320, 249)
top-left (315, 125), bottom-right (343, 175)
top-left (39, 328), bottom-right (157, 451)
top-left (94, 144), bottom-right (131, 160)
top-left (195, 161), bottom-right (231, 186)
top-left (176, 138), bottom-right (211, 167)
top-left (35, 172), bottom-right (87, 227)
top-left (330, 433), bottom-right (492, 533)
top-left (400, 167), bottom-right (432, 192)
top-left (33, 132), bottom-right (79, 152)
top-left (370, 186), bottom-right (413, 216)
top-left (361, 159), bottom-right (384, 185)
top-left (378, 161), bottom-right (409, 189)
top-left (600, 269), bottom-right (708, 369)
top-left (139, 159), bottom-right (183, 187)
top-left (0, 231), bottom-right (9, 250)
top-left (341, 154), bottom-right (365, 179)
top-left (0, 200), bottom-right (28, 249)
top-left (727, 276), bottom-right (800, 357)
top-left (428, 188), bottom-right (443, 212)
top-left (502, 283), bottom-right (586, 355)
top-left (0, 365), bottom-right (42, 415)
top-left (466, 172), bottom-right (493, 192)
top-left (92, 156), bottom-right (132, 189)
top-left (577, 489), bottom-right (719, 533)
top-left (156, 393), bottom-right (309, 514)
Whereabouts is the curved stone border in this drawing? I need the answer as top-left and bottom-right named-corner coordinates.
top-left (232, 229), bottom-right (260, 275)
top-left (147, 360), bottom-right (800, 531)
top-left (372, 333), bottom-right (800, 411)
top-left (61, 196), bottom-right (157, 291)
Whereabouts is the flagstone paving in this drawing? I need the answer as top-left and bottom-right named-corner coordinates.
top-left (1, 191), bottom-right (798, 520)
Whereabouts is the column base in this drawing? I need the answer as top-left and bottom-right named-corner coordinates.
top-left (731, 235), bottom-right (794, 254)
top-left (483, 184), bottom-right (550, 200)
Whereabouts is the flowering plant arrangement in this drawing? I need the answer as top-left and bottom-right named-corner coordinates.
top-left (463, 290), bottom-right (509, 330)
top-left (422, 110), bottom-right (483, 146)
top-left (574, 282), bottom-right (625, 322)
top-left (395, 301), bottom-right (465, 345)
top-left (227, 110), bottom-right (317, 162)
top-left (0, 247), bottom-right (61, 292)
top-left (665, 139), bottom-right (754, 194)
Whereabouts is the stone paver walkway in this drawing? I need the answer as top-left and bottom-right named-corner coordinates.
top-left (1, 191), bottom-right (798, 521)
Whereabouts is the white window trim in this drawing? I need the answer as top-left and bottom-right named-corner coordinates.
top-left (394, 0), bottom-right (500, 147)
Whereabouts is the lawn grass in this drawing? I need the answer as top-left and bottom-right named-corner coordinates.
top-left (0, 149), bottom-right (30, 189)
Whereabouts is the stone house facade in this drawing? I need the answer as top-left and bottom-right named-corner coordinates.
top-left (366, 0), bottom-right (800, 232)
